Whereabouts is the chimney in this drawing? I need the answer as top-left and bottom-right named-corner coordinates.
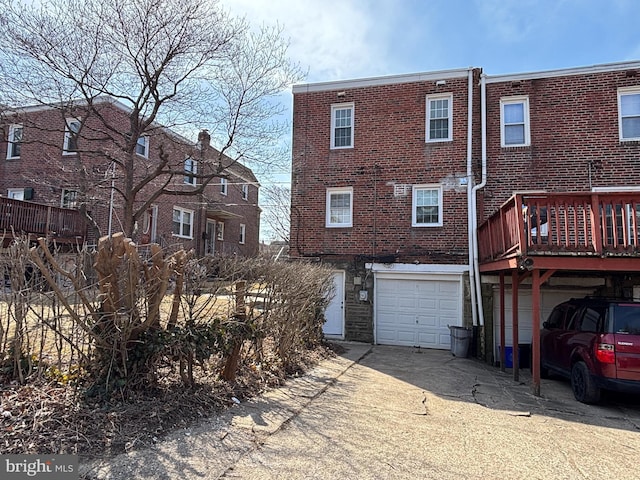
top-left (197, 129), bottom-right (210, 149)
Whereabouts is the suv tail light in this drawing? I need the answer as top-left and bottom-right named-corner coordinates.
top-left (595, 342), bottom-right (615, 364)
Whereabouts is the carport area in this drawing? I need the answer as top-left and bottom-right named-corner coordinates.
top-left (478, 192), bottom-right (640, 396)
top-left (82, 343), bottom-right (640, 480)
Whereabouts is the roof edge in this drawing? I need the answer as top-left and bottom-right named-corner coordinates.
top-left (484, 60), bottom-right (640, 83)
top-left (292, 67), bottom-right (477, 94)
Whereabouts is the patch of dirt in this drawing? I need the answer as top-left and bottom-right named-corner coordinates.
top-left (0, 343), bottom-right (337, 458)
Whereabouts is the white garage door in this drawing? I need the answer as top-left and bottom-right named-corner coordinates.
top-left (376, 277), bottom-right (462, 349)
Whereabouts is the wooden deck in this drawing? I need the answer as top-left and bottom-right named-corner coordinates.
top-left (0, 196), bottom-right (86, 244)
top-left (478, 192), bottom-right (640, 272)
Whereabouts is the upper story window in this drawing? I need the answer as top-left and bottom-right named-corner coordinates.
top-left (239, 224), bottom-right (246, 244)
top-left (61, 189), bottom-right (79, 209)
top-left (500, 96), bottom-right (530, 147)
top-left (7, 124), bottom-right (23, 159)
top-left (426, 94), bottom-right (452, 142)
top-left (330, 103), bottom-right (354, 149)
top-left (184, 157), bottom-right (197, 185)
top-left (326, 187), bottom-right (353, 228)
top-left (136, 136), bottom-right (149, 157)
top-left (63, 118), bottom-right (81, 155)
top-left (220, 177), bottom-right (228, 195)
top-left (172, 206), bottom-right (193, 239)
top-left (241, 183), bottom-right (249, 200)
top-left (412, 184), bottom-right (443, 227)
top-left (619, 87), bottom-right (640, 141)
top-left (8, 188), bottom-right (24, 200)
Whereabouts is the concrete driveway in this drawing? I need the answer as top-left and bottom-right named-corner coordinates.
top-left (82, 343), bottom-right (640, 479)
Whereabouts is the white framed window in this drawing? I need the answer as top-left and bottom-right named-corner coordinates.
top-left (326, 187), bottom-right (353, 228)
top-left (63, 118), bottom-right (81, 154)
top-left (220, 178), bottom-right (228, 195)
top-left (241, 183), bottom-right (249, 200)
top-left (216, 221), bottom-right (225, 240)
top-left (412, 185), bottom-right (443, 227)
top-left (330, 103), bottom-right (354, 149)
top-left (7, 124), bottom-right (23, 159)
top-left (61, 189), bottom-right (79, 208)
top-left (239, 224), bottom-right (246, 244)
top-left (500, 96), bottom-right (530, 147)
top-left (172, 206), bottom-right (194, 238)
top-left (184, 157), bottom-right (197, 185)
top-left (136, 136), bottom-right (149, 157)
top-left (618, 87), bottom-right (640, 141)
top-left (8, 188), bottom-right (24, 200)
top-left (426, 93), bottom-right (452, 142)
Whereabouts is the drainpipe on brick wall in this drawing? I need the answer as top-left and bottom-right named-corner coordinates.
top-left (466, 68), bottom-right (478, 326)
top-left (470, 73), bottom-right (488, 327)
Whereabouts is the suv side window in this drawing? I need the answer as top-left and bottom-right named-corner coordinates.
top-left (577, 306), bottom-right (605, 332)
top-left (546, 305), bottom-right (566, 329)
top-left (564, 304), bottom-right (580, 330)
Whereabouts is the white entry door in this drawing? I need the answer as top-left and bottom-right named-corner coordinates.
top-left (323, 271), bottom-right (345, 338)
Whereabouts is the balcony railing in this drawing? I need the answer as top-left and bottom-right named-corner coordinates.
top-left (478, 192), bottom-right (640, 263)
top-left (0, 197), bottom-right (86, 241)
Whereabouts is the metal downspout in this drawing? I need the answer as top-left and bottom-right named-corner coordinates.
top-left (471, 73), bottom-right (488, 326)
top-left (466, 68), bottom-right (477, 326)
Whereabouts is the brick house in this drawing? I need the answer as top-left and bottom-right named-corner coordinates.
top-left (0, 98), bottom-right (261, 257)
top-left (291, 60), bottom-right (640, 383)
top-left (291, 68), bottom-right (482, 346)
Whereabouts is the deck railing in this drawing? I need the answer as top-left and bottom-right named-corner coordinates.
top-left (0, 196), bottom-right (86, 241)
top-left (478, 192), bottom-right (640, 262)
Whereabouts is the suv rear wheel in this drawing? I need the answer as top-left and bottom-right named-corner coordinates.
top-left (571, 361), bottom-right (601, 404)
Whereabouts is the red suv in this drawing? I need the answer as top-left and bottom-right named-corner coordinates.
top-left (540, 297), bottom-right (640, 403)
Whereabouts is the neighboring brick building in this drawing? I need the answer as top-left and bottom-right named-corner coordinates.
top-left (0, 98), bottom-right (261, 257)
top-left (291, 60), bottom-right (640, 354)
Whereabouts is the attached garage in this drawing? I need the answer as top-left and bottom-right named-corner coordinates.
top-left (370, 264), bottom-right (467, 349)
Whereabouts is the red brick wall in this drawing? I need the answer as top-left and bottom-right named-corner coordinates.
top-left (482, 69), bottom-right (640, 220)
top-left (291, 70), bottom-right (482, 265)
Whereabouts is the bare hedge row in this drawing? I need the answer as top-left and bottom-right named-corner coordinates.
top-left (0, 235), bottom-right (335, 398)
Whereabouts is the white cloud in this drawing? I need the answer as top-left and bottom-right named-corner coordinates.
top-left (225, 0), bottom-right (396, 82)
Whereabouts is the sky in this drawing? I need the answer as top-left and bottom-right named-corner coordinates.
top-left (223, 0), bottom-right (640, 241)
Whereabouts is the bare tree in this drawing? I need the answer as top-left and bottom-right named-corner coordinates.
top-left (262, 184), bottom-right (291, 243)
top-left (0, 0), bottom-right (302, 236)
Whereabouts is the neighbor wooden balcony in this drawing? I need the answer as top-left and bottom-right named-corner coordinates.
top-left (478, 192), bottom-right (640, 272)
top-left (0, 196), bottom-right (86, 244)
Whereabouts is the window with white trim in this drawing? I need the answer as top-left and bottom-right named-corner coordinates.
top-left (412, 185), bottom-right (443, 227)
top-left (241, 183), bottom-right (249, 200)
top-left (500, 96), bottom-right (530, 147)
top-left (426, 94), bottom-right (452, 142)
top-left (172, 207), bottom-right (193, 238)
top-left (63, 118), bottom-right (81, 154)
top-left (220, 178), bottom-right (228, 195)
top-left (326, 187), bottom-right (353, 228)
top-left (239, 224), bottom-right (246, 244)
top-left (61, 189), bottom-right (79, 209)
top-left (184, 157), bottom-right (197, 185)
top-left (8, 188), bottom-right (24, 200)
top-left (216, 221), bottom-right (225, 240)
top-left (136, 136), bottom-right (149, 157)
top-left (619, 87), bottom-right (640, 141)
top-left (330, 103), bottom-right (354, 149)
top-left (7, 124), bottom-right (23, 159)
